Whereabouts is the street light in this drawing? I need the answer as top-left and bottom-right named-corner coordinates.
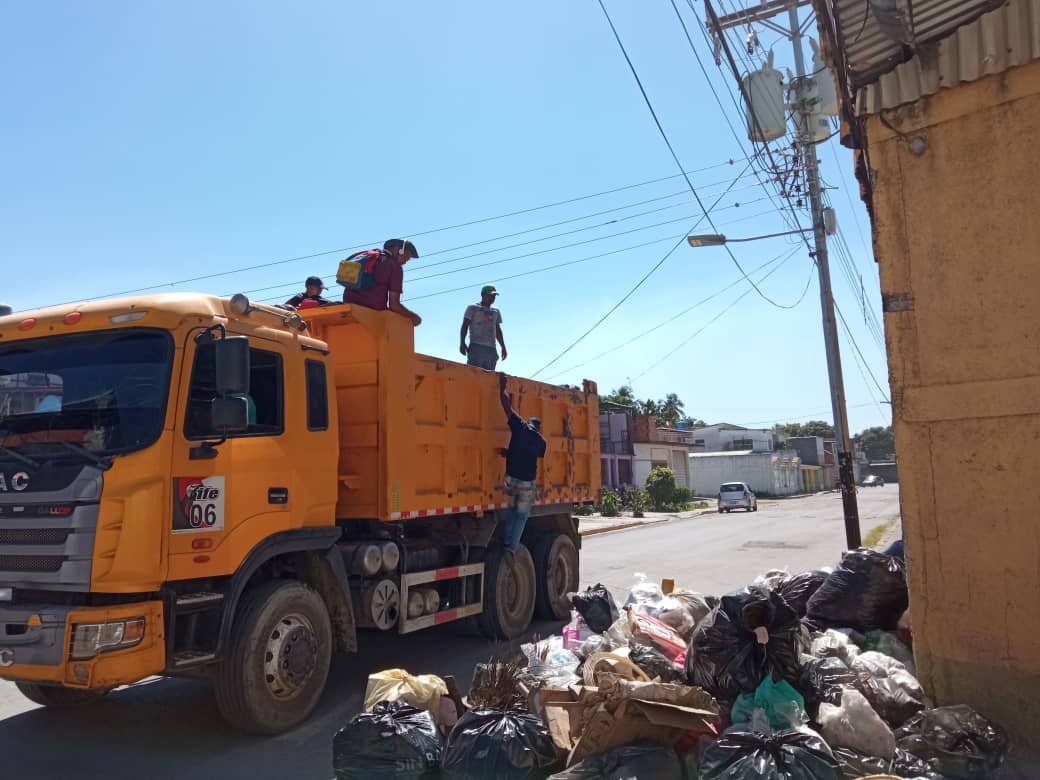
top-left (687, 228), bottom-right (811, 248)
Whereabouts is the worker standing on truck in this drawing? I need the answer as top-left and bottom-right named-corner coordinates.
top-left (284, 276), bottom-right (331, 309)
top-left (498, 372), bottom-right (546, 553)
top-left (342, 239), bottom-right (422, 326)
top-left (460, 285), bottom-right (507, 370)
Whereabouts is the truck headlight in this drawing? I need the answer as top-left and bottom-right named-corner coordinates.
top-left (70, 618), bottom-right (146, 660)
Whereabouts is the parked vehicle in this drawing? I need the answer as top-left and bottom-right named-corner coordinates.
top-left (862, 475), bottom-right (885, 487)
top-left (718, 482), bottom-right (757, 513)
top-left (0, 295), bottom-right (600, 734)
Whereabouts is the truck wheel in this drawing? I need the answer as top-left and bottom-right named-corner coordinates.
top-left (16, 683), bottom-right (110, 708)
top-left (477, 545), bottom-right (536, 640)
top-left (532, 533), bottom-right (579, 621)
top-left (213, 579), bottom-right (332, 735)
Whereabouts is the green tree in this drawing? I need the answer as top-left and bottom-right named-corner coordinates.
top-left (645, 466), bottom-right (677, 511)
top-left (856, 425), bottom-right (895, 461)
top-left (602, 385), bottom-right (637, 409)
top-left (776, 420), bottom-right (835, 439)
top-left (658, 393), bottom-right (686, 427)
top-left (639, 398), bottom-right (660, 418)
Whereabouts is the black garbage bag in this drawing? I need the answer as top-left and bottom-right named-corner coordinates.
top-left (441, 708), bottom-right (558, 780)
top-left (797, 656), bottom-right (859, 716)
top-left (700, 729), bottom-right (842, 779)
top-left (805, 548), bottom-right (908, 632)
top-left (834, 747), bottom-right (949, 779)
top-left (858, 672), bottom-right (925, 728)
top-left (332, 700), bottom-right (442, 780)
top-left (548, 741), bottom-right (681, 779)
top-left (685, 586), bottom-right (806, 700)
top-left (774, 571), bottom-right (828, 618)
top-left (629, 643), bottom-right (683, 683)
top-left (570, 583), bottom-right (620, 634)
top-left (895, 705), bottom-right (1009, 779)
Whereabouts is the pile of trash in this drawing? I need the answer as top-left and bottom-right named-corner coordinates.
top-left (332, 546), bottom-right (1010, 779)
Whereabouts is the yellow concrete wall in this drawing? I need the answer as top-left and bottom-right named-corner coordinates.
top-left (867, 58), bottom-right (1040, 754)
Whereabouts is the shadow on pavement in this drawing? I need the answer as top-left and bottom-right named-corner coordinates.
top-left (0, 620), bottom-right (563, 780)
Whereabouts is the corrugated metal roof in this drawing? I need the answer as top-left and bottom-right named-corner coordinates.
top-left (857, 0), bottom-right (1040, 112)
top-left (834, 0), bottom-right (1008, 89)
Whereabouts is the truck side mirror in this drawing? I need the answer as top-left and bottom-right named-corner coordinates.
top-left (211, 397), bottom-right (249, 433)
top-left (215, 336), bottom-right (250, 396)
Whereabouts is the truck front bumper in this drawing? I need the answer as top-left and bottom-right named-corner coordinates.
top-left (0, 600), bottom-right (165, 689)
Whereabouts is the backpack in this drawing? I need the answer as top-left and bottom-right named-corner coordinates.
top-left (337, 249), bottom-right (386, 289)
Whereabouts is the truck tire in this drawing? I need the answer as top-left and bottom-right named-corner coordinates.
top-left (532, 533), bottom-right (579, 621)
top-left (213, 579), bottom-right (332, 735)
top-left (477, 545), bottom-right (536, 640)
top-left (16, 682), bottom-right (110, 708)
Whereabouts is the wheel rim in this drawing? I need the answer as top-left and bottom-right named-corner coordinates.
top-left (500, 555), bottom-right (532, 624)
top-left (263, 612), bottom-right (318, 700)
top-left (548, 543), bottom-right (576, 610)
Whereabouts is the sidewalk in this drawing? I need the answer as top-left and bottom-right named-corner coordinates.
top-left (578, 506), bottom-right (716, 536)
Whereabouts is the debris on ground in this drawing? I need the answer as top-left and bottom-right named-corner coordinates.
top-left (331, 546), bottom-right (1010, 779)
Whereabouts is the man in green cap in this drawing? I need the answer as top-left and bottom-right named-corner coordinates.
top-left (460, 285), bottom-right (507, 370)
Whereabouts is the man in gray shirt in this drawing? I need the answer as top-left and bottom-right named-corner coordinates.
top-left (460, 285), bottom-right (507, 370)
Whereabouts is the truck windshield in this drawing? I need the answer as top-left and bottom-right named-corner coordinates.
top-left (0, 329), bottom-right (174, 457)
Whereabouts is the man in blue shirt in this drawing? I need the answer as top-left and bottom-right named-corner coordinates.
top-left (498, 372), bottom-right (546, 553)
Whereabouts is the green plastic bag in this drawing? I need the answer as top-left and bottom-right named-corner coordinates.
top-left (731, 676), bottom-right (807, 730)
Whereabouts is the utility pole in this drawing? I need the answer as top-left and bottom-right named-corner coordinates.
top-left (707, 0), bottom-right (861, 548)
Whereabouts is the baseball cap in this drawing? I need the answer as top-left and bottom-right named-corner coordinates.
top-left (481, 285), bottom-right (499, 296)
top-left (305, 276), bottom-right (324, 288)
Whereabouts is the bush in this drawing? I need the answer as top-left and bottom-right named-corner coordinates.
top-left (627, 488), bottom-right (652, 518)
top-left (574, 503), bottom-right (594, 516)
top-left (598, 489), bottom-right (622, 517)
top-left (672, 486), bottom-right (692, 505)
top-left (645, 467), bottom-right (677, 511)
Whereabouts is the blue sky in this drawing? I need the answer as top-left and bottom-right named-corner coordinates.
top-left (0, 1), bottom-right (890, 434)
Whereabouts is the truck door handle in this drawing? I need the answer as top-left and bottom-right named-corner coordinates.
top-left (268, 487), bottom-right (289, 505)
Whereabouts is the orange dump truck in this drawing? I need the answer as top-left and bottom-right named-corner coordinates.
top-left (0, 294), bottom-right (599, 733)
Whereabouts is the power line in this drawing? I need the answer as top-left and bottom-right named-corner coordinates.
top-left (547, 244), bottom-right (799, 378)
top-left (834, 300), bottom-right (890, 402)
top-left (530, 159), bottom-right (755, 377)
top-left (258, 235), bottom-right (682, 305)
top-left (258, 203), bottom-right (785, 306)
top-left (596, 0), bottom-right (805, 310)
top-left (234, 179), bottom-right (768, 297)
top-left (37, 159), bottom-right (740, 309)
top-left (633, 244), bottom-right (810, 380)
top-left (254, 197), bottom-right (772, 301)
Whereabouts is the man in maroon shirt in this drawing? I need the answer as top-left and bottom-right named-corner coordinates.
top-left (341, 238), bottom-right (422, 326)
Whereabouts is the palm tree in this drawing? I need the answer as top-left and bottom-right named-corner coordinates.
top-left (659, 393), bottom-right (685, 427)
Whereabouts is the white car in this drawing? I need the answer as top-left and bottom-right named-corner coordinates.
top-left (718, 481), bottom-right (757, 513)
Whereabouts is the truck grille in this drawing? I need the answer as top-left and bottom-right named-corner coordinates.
top-left (0, 555), bottom-right (65, 573)
top-left (0, 529), bottom-right (71, 546)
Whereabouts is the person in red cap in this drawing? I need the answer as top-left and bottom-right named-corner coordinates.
top-left (285, 276), bottom-right (332, 309)
top-left (460, 284), bottom-right (506, 370)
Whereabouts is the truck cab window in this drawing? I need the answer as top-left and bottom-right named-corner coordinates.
top-left (305, 360), bottom-right (328, 431)
top-left (186, 343), bottom-right (284, 438)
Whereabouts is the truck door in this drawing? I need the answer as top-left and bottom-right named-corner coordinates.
top-left (168, 330), bottom-right (293, 580)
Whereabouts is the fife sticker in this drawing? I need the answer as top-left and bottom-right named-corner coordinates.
top-left (173, 476), bottom-right (225, 533)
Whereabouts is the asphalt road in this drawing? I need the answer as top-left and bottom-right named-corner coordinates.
top-left (0, 486), bottom-right (900, 779)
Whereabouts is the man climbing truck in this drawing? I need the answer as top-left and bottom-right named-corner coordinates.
top-left (0, 294), bottom-right (598, 734)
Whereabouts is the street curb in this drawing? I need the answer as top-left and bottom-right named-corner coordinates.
top-left (577, 507), bottom-right (716, 537)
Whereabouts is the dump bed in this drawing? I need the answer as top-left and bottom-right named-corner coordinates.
top-left (303, 305), bottom-right (600, 521)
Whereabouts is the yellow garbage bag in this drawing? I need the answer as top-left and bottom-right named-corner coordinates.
top-left (363, 669), bottom-right (449, 724)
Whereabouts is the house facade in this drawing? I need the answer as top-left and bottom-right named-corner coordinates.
top-left (599, 412), bottom-right (635, 491)
top-left (688, 450), bottom-right (804, 497)
top-left (630, 415), bottom-right (698, 489)
top-left (688, 423), bottom-right (774, 452)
